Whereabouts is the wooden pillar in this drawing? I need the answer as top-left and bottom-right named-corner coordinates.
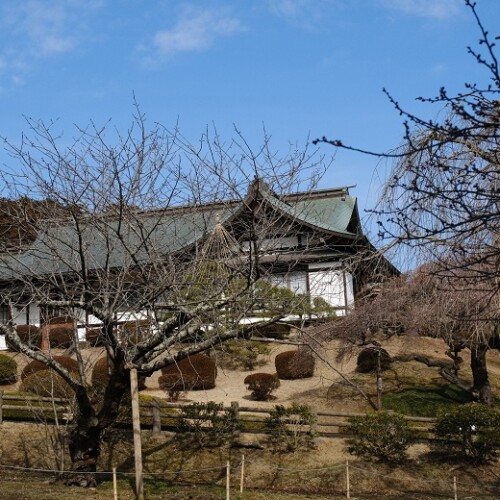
top-left (40, 324), bottom-right (50, 351)
top-left (130, 368), bottom-right (144, 500)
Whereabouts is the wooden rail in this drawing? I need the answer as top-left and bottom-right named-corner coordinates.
top-left (0, 390), bottom-right (436, 438)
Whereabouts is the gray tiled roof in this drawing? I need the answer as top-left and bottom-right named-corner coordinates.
top-left (0, 182), bottom-right (359, 280)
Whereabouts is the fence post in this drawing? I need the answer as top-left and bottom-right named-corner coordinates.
top-left (346, 459), bottom-right (350, 499)
top-left (113, 467), bottom-right (118, 500)
top-left (240, 454), bottom-right (245, 494)
top-left (453, 475), bottom-right (458, 500)
top-left (0, 390), bottom-right (3, 424)
top-left (226, 461), bottom-right (230, 500)
top-left (311, 409), bottom-right (318, 445)
top-left (152, 398), bottom-right (161, 436)
top-left (231, 401), bottom-right (240, 442)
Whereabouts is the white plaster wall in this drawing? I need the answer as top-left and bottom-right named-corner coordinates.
top-left (308, 264), bottom-right (354, 315)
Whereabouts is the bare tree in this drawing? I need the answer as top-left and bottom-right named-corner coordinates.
top-left (319, 267), bottom-right (498, 404)
top-left (0, 107), bottom-right (330, 486)
top-left (314, 0), bottom-right (500, 403)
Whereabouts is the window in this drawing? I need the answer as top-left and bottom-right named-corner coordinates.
top-left (0, 305), bottom-right (10, 324)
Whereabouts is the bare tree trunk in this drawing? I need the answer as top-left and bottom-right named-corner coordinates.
top-left (66, 422), bottom-right (101, 487)
top-left (470, 342), bottom-right (492, 405)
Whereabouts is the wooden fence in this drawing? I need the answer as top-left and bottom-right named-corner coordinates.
top-left (0, 390), bottom-right (436, 439)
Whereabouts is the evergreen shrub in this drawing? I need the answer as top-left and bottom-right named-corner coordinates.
top-left (265, 403), bottom-right (317, 452)
top-left (347, 411), bottom-right (411, 462)
top-left (434, 403), bottom-right (500, 463)
top-left (178, 401), bottom-right (239, 448)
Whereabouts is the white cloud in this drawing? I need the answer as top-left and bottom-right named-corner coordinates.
top-left (151, 6), bottom-right (244, 57)
top-left (267, 0), bottom-right (333, 29)
top-left (380, 0), bottom-right (462, 20)
top-left (0, 0), bottom-right (102, 84)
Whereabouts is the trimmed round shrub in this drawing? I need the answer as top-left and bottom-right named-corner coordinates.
top-left (91, 356), bottom-right (147, 392)
top-left (0, 353), bottom-right (17, 384)
top-left (86, 328), bottom-right (104, 347)
top-left (91, 356), bottom-right (109, 392)
top-left (244, 372), bottom-right (280, 401)
top-left (356, 347), bottom-right (392, 373)
top-left (21, 355), bottom-right (80, 381)
top-left (6, 325), bottom-right (41, 351)
top-left (250, 323), bottom-right (291, 340)
top-left (47, 315), bottom-right (74, 325)
top-left (275, 348), bottom-right (315, 380)
top-left (347, 411), bottom-right (412, 462)
top-left (434, 403), bottom-right (500, 463)
top-left (161, 354), bottom-right (217, 390)
top-left (20, 370), bottom-right (74, 399)
top-left (47, 325), bottom-right (75, 348)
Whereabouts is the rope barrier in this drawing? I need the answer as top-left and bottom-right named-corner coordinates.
top-left (0, 463), bottom-right (225, 476)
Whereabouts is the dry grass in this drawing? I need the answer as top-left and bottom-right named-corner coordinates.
top-left (0, 336), bottom-right (499, 497)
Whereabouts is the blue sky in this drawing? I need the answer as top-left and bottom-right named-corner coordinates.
top-left (0, 0), bottom-right (499, 237)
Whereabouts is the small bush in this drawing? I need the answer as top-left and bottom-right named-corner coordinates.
top-left (7, 325), bottom-right (40, 350)
top-left (178, 401), bottom-right (239, 448)
top-left (216, 340), bottom-right (270, 370)
top-left (265, 403), bottom-right (317, 452)
top-left (434, 403), bottom-right (500, 463)
top-left (0, 354), bottom-right (17, 384)
top-left (20, 370), bottom-right (75, 399)
top-left (161, 354), bottom-right (217, 390)
top-left (275, 348), bottom-right (315, 380)
top-left (356, 347), bottom-right (392, 373)
top-left (244, 372), bottom-right (280, 401)
top-left (347, 411), bottom-right (411, 462)
top-left (21, 355), bottom-right (80, 380)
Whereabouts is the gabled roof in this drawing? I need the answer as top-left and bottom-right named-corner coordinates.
top-left (0, 180), bottom-right (363, 280)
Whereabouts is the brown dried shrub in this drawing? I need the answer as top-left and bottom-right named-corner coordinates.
top-left (20, 355), bottom-right (80, 381)
top-left (20, 370), bottom-right (74, 399)
top-left (244, 372), bottom-right (280, 401)
top-left (356, 348), bottom-right (392, 373)
top-left (47, 325), bottom-right (75, 348)
top-left (91, 356), bottom-right (147, 392)
top-left (160, 354), bottom-right (217, 390)
top-left (7, 325), bottom-right (41, 351)
top-left (275, 348), bottom-right (315, 380)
